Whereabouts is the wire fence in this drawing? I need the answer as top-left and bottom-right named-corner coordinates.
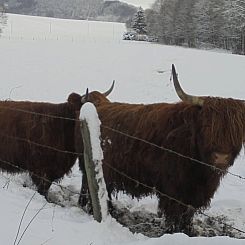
top-left (103, 161), bottom-right (245, 235)
top-left (0, 34), bottom-right (125, 44)
top-left (0, 103), bottom-right (245, 181)
top-left (0, 103), bottom-right (245, 236)
top-left (0, 17), bottom-right (125, 43)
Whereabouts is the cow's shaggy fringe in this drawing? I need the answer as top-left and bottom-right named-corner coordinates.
top-left (202, 98), bottom-right (245, 153)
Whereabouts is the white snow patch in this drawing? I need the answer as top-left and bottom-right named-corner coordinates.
top-left (80, 102), bottom-right (104, 162)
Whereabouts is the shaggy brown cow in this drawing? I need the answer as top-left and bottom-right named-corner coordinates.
top-left (78, 65), bottom-right (245, 235)
top-left (0, 85), bottom-right (115, 199)
top-left (0, 94), bottom-right (84, 198)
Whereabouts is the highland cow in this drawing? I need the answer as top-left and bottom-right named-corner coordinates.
top-left (0, 83), bottom-right (115, 200)
top-left (78, 65), bottom-right (245, 235)
top-left (0, 93), bottom-right (86, 198)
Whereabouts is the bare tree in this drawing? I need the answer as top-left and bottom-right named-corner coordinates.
top-left (146, 0), bottom-right (245, 54)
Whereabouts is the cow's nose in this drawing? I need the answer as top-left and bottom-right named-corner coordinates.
top-left (213, 152), bottom-right (230, 166)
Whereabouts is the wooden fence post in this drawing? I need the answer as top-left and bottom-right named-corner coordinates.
top-left (79, 102), bottom-right (109, 222)
top-left (80, 118), bottom-right (102, 222)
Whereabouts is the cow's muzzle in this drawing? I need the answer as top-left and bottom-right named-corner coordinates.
top-left (211, 152), bottom-right (231, 168)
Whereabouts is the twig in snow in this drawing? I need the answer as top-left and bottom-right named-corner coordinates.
top-left (51, 204), bottom-right (56, 232)
top-left (14, 192), bottom-right (37, 245)
top-left (2, 177), bottom-right (10, 189)
top-left (40, 237), bottom-right (53, 245)
top-left (16, 201), bottom-right (48, 245)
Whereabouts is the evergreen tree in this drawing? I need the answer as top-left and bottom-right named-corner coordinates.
top-left (145, 8), bottom-right (160, 36)
top-left (157, 0), bottom-right (177, 43)
top-left (132, 7), bottom-right (147, 34)
top-left (183, 0), bottom-right (196, 47)
top-left (193, 0), bottom-right (212, 43)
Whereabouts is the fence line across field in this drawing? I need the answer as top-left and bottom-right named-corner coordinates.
top-left (0, 106), bottom-right (244, 234)
top-left (1, 32), bottom-right (244, 55)
top-left (101, 125), bottom-right (245, 181)
top-left (0, 34), bottom-right (124, 43)
top-left (0, 17), bottom-right (122, 41)
top-left (0, 104), bottom-right (244, 182)
top-left (103, 161), bottom-right (245, 235)
top-left (0, 157), bottom-right (83, 197)
top-left (1, 146), bottom-right (245, 236)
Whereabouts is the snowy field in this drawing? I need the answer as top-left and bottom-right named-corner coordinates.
top-left (0, 14), bottom-right (245, 244)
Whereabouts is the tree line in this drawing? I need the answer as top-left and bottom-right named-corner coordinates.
top-left (5, 0), bottom-right (137, 23)
top-left (143, 0), bottom-right (245, 55)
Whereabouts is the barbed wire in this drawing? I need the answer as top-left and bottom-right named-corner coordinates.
top-left (0, 104), bottom-right (78, 122)
top-left (103, 161), bottom-right (245, 235)
top-left (0, 103), bottom-right (245, 182)
top-left (0, 157), bottom-right (83, 197)
top-left (1, 143), bottom-right (245, 236)
top-left (1, 97), bottom-right (245, 235)
top-left (101, 125), bottom-right (245, 181)
top-left (0, 129), bottom-right (244, 236)
top-left (0, 131), bottom-right (83, 157)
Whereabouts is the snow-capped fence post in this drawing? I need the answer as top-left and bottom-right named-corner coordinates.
top-left (79, 102), bottom-right (109, 223)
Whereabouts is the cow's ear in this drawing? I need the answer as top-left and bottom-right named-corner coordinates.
top-left (67, 93), bottom-right (82, 110)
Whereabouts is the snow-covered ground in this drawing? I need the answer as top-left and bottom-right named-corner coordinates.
top-left (0, 14), bottom-right (245, 244)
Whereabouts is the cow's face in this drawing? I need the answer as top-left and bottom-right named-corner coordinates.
top-left (67, 93), bottom-right (82, 111)
top-left (171, 64), bottom-right (245, 170)
top-left (196, 98), bottom-right (245, 170)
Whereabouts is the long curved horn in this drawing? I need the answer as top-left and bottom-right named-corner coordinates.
top-left (172, 64), bottom-right (204, 106)
top-left (103, 80), bottom-right (115, 97)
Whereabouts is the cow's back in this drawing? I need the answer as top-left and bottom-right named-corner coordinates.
top-left (0, 100), bottom-right (77, 182)
top-left (95, 102), bottom-right (201, 198)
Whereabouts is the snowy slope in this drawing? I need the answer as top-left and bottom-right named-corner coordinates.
top-left (0, 14), bottom-right (245, 244)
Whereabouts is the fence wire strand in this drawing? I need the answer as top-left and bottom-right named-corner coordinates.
top-left (103, 161), bottom-right (245, 235)
top-left (101, 125), bottom-right (245, 181)
top-left (0, 157), bottom-right (82, 197)
top-left (0, 103), bottom-right (245, 182)
top-left (0, 102), bottom-right (245, 235)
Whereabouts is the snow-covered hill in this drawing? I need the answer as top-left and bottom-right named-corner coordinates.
top-left (0, 14), bottom-right (245, 245)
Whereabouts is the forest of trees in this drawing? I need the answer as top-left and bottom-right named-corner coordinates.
top-left (6, 0), bottom-right (103, 19)
top-left (5, 0), bottom-right (137, 22)
top-left (144, 0), bottom-right (245, 55)
top-left (2, 0), bottom-right (245, 55)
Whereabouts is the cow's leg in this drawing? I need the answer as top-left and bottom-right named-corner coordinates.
top-left (78, 157), bottom-right (87, 206)
top-left (164, 210), bottom-right (194, 235)
top-left (179, 212), bottom-right (195, 236)
top-left (78, 170), bottom-right (93, 214)
top-left (31, 174), bottom-right (52, 200)
top-left (107, 184), bottom-right (114, 213)
top-left (158, 197), bottom-right (195, 235)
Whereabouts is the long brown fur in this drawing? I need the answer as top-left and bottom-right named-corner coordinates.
top-left (78, 92), bottom-right (245, 234)
top-left (0, 93), bottom-right (82, 197)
